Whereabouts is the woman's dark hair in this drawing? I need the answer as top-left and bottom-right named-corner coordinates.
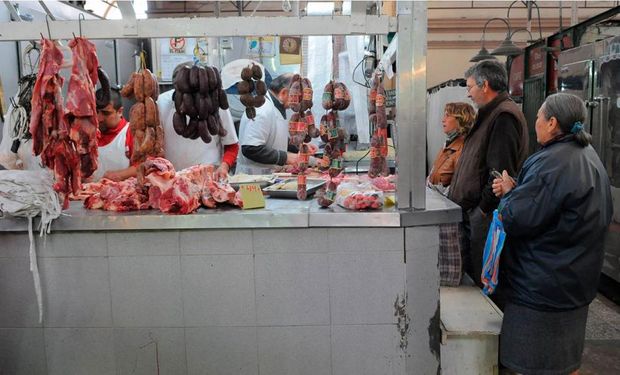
top-left (542, 93), bottom-right (592, 147)
top-left (269, 73), bottom-right (294, 94)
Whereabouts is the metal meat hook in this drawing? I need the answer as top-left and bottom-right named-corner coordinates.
top-left (78, 13), bottom-right (85, 38)
top-left (45, 14), bottom-right (52, 39)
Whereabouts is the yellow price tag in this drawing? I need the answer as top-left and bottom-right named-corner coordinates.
top-left (239, 183), bottom-right (266, 210)
top-left (384, 194), bottom-right (396, 207)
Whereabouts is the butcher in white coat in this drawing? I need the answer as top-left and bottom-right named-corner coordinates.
top-left (237, 73), bottom-right (318, 175)
top-left (93, 87), bottom-right (136, 181)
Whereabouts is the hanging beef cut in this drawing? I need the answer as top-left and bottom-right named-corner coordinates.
top-left (66, 37), bottom-right (100, 178)
top-left (30, 37), bottom-right (101, 209)
top-left (30, 39), bottom-right (81, 208)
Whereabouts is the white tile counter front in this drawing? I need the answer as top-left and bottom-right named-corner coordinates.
top-left (0, 190), bottom-right (460, 375)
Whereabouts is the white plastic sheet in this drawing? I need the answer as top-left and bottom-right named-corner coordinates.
top-left (0, 100), bottom-right (43, 170)
top-left (344, 36), bottom-right (371, 144)
top-left (306, 35), bottom-right (333, 146)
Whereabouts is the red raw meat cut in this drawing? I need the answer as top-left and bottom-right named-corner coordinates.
top-left (140, 158), bottom-right (241, 213)
top-left (156, 175), bottom-right (201, 214)
top-left (83, 178), bottom-right (149, 212)
top-left (30, 39), bottom-right (81, 208)
top-left (66, 37), bottom-right (100, 178)
top-left (78, 157), bottom-right (241, 214)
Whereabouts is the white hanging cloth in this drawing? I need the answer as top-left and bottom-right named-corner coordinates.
top-left (0, 170), bottom-right (62, 323)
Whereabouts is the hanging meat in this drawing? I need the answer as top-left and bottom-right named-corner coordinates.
top-left (368, 72), bottom-right (389, 178)
top-left (121, 65), bottom-right (164, 164)
top-left (316, 80), bottom-right (351, 207)
top-left (238, 63), bottom-right (266, 120)
top-left (29, 39), bottom-right (81, 208)
top-left (172, 64), bottom-right (229, 142)
top-left (282, 75), bottom-right (320, 200)
top-left (66, 37), bottom-right (100, 179)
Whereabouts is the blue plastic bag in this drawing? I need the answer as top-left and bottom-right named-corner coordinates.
top-left (481, 209), bottom-right (506, 295)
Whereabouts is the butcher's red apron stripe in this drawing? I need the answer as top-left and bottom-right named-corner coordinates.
top-left (98, 117), bottom-right (128, 147)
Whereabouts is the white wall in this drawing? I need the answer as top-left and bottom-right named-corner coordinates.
top-left (427, 49), bottom-right (507, 88)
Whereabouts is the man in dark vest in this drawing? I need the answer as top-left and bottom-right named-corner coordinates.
top-left (449, 60), bottom-right (529, 288)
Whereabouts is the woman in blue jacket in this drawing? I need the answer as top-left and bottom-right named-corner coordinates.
top-left (492, 93), bottom-right (613, 375)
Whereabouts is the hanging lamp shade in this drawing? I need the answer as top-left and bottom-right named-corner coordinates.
top-left (469, 46), bottom-right (498, 62)
top-left (491, 37), bottom-right (523, 57)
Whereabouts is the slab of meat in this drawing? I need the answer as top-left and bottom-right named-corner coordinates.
top-left (177, 164), bottom-right (238, 206)
top-left (71, 178), bottom-right (114, 201)
top-left (157, 175), bottom-right (201, 214)
top-left (138, 157), bottom-right (176, 210)
top-left (30, 39), bottom-right (81, 208)
top-left (66, 37), bottom-right (100, 178)
top-left (141, 160), bottom-right (209, 214)
top-left (141, 158), bottom-right (241, 213)
top-left (80, 157), bottom-right (240, 214)
top-left (83, 177), bottom-right (149, 212)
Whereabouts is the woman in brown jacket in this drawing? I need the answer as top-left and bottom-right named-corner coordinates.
top-left (428, 102), bottom-right (476, 188)
top-left (428, 102), bottom-right (475, 286)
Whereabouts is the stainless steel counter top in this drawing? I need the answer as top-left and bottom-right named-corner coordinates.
top-left (0, 188), bottom-right (461, 232)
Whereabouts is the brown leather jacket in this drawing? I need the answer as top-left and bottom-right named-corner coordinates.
top-left (428, 135), bottom-right (465, 186)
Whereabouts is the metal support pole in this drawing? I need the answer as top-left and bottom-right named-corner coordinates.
top-left (117, 1), bottom-right (136, 20)
top-left (293, 0), bottom-right (301, 17)
top-left (351, 0), bottom-right (367, 15)
top-left (410, 0), bottom-right (427, 210)
top-left (38, 1), bottom-right (56, 21)
top-left (113, 39), bottom-right (120, 86)
top-left (396, 1), bottom-right (427, 210)
top-left (571, 1), bottom-right (579, 25)
top-left (3, 1), bottom-right (20, 21)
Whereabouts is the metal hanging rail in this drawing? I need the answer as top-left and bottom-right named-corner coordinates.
top-left (0, 15), bottom-right (397, 41)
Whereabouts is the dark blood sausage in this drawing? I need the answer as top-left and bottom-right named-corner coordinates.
top-left (173, 112), bottom-right (186, 135)
top-left (96, 67), bottom-right (111, 108)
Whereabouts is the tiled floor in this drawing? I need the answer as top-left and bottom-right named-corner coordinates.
top-left (581, 295), bottom-right (620, 375)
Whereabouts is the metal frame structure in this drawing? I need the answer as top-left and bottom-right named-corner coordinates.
top-left (0, 0), bottom-right (428, 211)
top-left (0, 14), bottom-right (397, 39)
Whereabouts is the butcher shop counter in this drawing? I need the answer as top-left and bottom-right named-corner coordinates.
top-left (0, 188), bottom-right (460, 231)
top-left (0, 188), bottom-right (459, 375)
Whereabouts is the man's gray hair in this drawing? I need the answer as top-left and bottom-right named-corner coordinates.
top-left (269, 73), bottom-right (294, 94)
top-left (542, 93), bottom-right (591, 147)
top-left (464, 60), bottom-right (508, 93)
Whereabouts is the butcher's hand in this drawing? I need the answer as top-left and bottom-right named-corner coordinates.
top-left (492, 170), bottom-right (516, 198)
top-left (215, 162), bottom-right (230, 181)
top-left (285, 152), bottom-right (299, 166)
top-left (102, 170), bottom-right (123, 182)
top-left (307, 143), bottom-right (319, 155)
